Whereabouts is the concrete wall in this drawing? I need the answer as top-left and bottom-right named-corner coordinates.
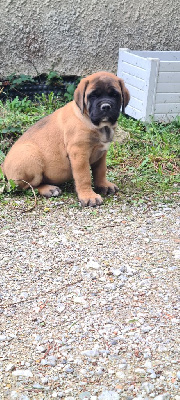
top-left (0, 0), bottom-right (179, 78)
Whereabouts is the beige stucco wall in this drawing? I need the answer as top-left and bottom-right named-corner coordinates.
top-left (0, 0), bottom-right (179, 77)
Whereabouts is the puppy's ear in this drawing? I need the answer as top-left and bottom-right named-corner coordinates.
top-left (118, 78), bottom-right (130, 113)
top-left (74, 78), bottom-right (89, 114)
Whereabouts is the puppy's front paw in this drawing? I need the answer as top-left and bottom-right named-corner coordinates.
top-left (95, 181), bottom-right (119, 195)
top-left (79, 191), bottom-right (103, 207)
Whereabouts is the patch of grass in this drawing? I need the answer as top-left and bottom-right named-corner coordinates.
top-left (106, 114), bottom-right (180, 204)
top-left (0, 95), bottom-right (179, 205)
top-left (0, 94), bottom-right (64, 152)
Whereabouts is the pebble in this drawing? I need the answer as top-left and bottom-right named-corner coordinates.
top-left (82, 348), bottom-right (99, 357)
top-left (86, 260), bottom-right (101, 269)
top-left (111, 268), bottom-right (122, 277)
top-left (126, 266), bottom-right (136, 276)
top-left (141, 326), bottom-right (152, 333)
top-left (0, 334), bottom-right (8, 341)
top-left (135, 368), bottom-right (146, 375)
top-left (10, 392), bottom-right (18, 399)
top-left (6, 363), bottom-right (15, 372)
top-left (41, 355), bottom-right (57, 366)
top-left (98, 391), bottom-right (119, 400)
top-left (73, 296), bottom-right (87, 304)
top-left (64, 366), bottom-right (74, 373)
top-left (36, 345), bottom-right (46, 353)
top-left (41, 376), bottom-right (49, 384)
top-left (141, 382), bottom-right (154, 394)
top-left (153, 394), bottom-right (170, 400)
top-left (19, 395), bottom-right (30, 400)
top-left (12, 369), bottom-right (33, 378)
top-left (79, 392), bottom-right (91, 399)
top-left (177, 370), bottom-right (180, 380)
top-left (33, 382), bottom-right (43, 389)
top-left (117, 363), bottom-right (127, 369)
top-left (56, 303), bottom-right (66, 313)
top-left (144, 360), bottom-right (152, 369)
top-left (150, 372), bottom-right (157, 379)
top-left (116, 371), bottom-right (125, 379)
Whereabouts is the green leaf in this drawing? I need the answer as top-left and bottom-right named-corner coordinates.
top-left (0, 151), bottom-right (5, 164)
top-left (9, 179), bottom-right (17, 190)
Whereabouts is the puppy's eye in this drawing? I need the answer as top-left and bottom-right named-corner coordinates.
top-left (109, 90), bottom-right (119, 98)
top-left (88, 90), bottom-right (101, 99)
top-left (93, 90), bottom-right (101, 97)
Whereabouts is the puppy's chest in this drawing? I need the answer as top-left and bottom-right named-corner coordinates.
top-left (99, 126), bottom-right (114, 151)
top-left (90, 126), bottom-right (114, 164)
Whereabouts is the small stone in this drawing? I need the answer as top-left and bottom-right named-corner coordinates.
top-left (116, 371), bottom-right (125, 379)
top-left (95, 367), bottom-right (104, 375)
top-left (19, 395), bottom-right (30, 400)
top-left (10, 392), bottom-right (18, 399)
top-left (144, 360), bottom-right (152, 369)
top-left (41, 358), bottom-right (47, 366)
top-left (150, 371), bottom-right (157, 379)
top-left (41, 376), bottom-right (49, 384)
top-left (86, 260), bottom-right (100, 269)
top-left (6, 363), bottom-right (15, 372)
top-left (82, 347), bottom-right (99, 357)
top-left (64, 366), bottom-right (74, 373)
top-left (0, 334), bottom-right (8, 341)
top-left (177, 370), bottom-right (180, 380)
top-left (135, 368), bottom-right (146, 375)
top-left (79, 392), bottom-right (91, 399)
top-left (12, 369), bottom-right (33, 378)
top-left (111, 269), bottom-right (122, 277)
top-left (33, 383), bottom-right (43, 389)
top-left (141, 326), bottom-right (152, 333)
top-left (141, 382), bottom-right (154, 394)
top-left (56, 303), bottom-right (65, 313)
top-left (126, 266), bottom-right (135, 276)
top-left (36, 345), bottom-right (46, 353)
top-left (65, 397), bottom-right (76, 400)
top-left (117, 363), bottom-right (127, 369)
top-left (153, 394), bottom-right (170, 400)
top-left (98, 391), bottom-right (119, 400)
top-left (20, 291), bottom-right (28, 299)
top-left (111, 339), bottom-right (118, 345)
top-left (52, 392), bottom-right (58, 398)
top-left (47, 355), bottom-right (57, 366)
top-left (73, 296), bottom-right (87, 304)
top-left (173, 250), bottom-right (180, 259)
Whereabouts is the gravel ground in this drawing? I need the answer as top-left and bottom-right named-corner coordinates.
top-left (0, 197), bottom-right (180, 400)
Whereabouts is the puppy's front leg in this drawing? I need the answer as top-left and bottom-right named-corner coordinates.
top-left (92, 152), bottom-right (119, 195)
top-left (69, 149), bottom-right (103, 207)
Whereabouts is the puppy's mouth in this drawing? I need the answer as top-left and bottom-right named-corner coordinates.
top-left (88, 97), bottom-right (121, 126)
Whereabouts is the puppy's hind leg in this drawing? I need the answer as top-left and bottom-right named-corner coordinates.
top-left (37, 184), bottom-right (62, 198)
top-left (3, 144), bottom-right (62, 198)
top-left (3, 144), bottom-right (44, 191)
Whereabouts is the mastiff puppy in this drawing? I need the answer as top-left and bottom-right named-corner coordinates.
top-left (2, 71), bottom-right (130, 206)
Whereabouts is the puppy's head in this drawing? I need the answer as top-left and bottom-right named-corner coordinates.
top-left (74, 71), bottom-right (130, 126)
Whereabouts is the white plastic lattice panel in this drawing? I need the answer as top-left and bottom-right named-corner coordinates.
top-left (117, 49), bottom-right (180, 122)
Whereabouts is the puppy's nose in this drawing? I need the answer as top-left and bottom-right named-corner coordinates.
top-left (100, 103), bottom-right (111, 111)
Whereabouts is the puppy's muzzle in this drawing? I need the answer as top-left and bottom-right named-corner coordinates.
top-left (100, 102), bottom-right (112, 111)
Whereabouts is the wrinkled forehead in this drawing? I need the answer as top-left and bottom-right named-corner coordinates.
top-left (87, 77), bottom-right (120, 93)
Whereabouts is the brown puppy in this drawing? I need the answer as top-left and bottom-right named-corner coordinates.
top-left (2, 71), bottom-right (130, 206)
